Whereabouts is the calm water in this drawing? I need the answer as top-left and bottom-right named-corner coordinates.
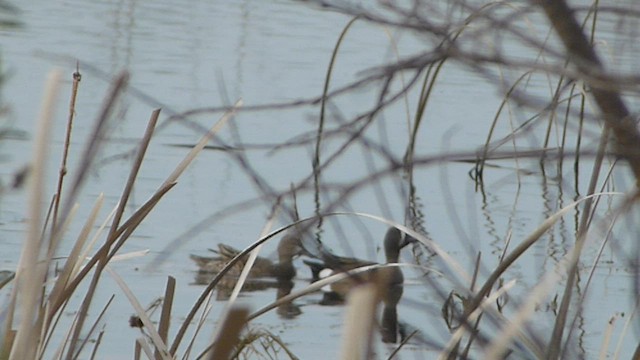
top-left (0, 0), bottom-right (638, 358)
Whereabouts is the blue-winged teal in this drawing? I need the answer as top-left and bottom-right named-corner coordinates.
top-left (190, 232), bottom-right (304, 282)
top-left (303, 227), bottom-right (417, 305)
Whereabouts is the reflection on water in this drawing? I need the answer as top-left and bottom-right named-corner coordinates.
top-left (380, 281), bottom-right (404, 344)
top-left (193, 271), bottom-right (277, 298)
top-left (192, 268), bottom-right (303, 319)
top-left (1, 0), bottom-right (639, 358)
top-left (275, 280), bottom-right (302, 319)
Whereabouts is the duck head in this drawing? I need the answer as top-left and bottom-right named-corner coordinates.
top-left (384, 227), bottom-right (418, 262)
top-left (277, 232), bottom-right (305, 263)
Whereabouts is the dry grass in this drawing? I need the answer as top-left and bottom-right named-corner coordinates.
top-left (2, 0), bottom-right (640, 359)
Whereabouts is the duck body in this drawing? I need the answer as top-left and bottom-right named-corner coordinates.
top-left (303, 227), bottom-right (416, 303)
top-left (190, 233), bottom-right (303, 283)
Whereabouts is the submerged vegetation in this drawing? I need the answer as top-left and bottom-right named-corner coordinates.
top-left (1, 0), bottom-right (640, 359)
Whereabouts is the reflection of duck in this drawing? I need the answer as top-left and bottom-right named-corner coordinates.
top-left (192, 271), bottom-right (283, 300)
top-left (380, 274), bottom-right (404, 343)
top-left (275, 280), bottom-right (302, 319)
top-left (303, 227), bottom-right (416, 306)
top-left (190, 232), bottom-right (304, 282)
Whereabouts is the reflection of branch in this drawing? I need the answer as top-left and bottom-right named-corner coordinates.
top-left (538, 1), bottom-right (640, 358)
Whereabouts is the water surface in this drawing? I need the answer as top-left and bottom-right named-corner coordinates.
top-left (0, 0), bottom-right (637, 358)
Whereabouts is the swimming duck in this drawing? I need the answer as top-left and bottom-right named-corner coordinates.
top-left (303, 227), bottom-right (417, 304)
top-left (190, 232), bottom-right (304, 282)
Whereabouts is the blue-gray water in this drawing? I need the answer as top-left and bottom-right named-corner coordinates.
top-left (0, 0), bottom-right (638, 358)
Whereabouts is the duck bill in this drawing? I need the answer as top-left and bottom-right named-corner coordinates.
top-left (401, 232), bottom-right (420, 248)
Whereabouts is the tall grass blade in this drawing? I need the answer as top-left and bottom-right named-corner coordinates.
top-left (181, 293), bottom-right (215, 360)
top-left (612, 298), bottom-right (638, 359)
top-left (55, 71), bottom-right (130, 360)
top-left (63, 110), bottom-right (161, 355)
top-left (338, 284), bottom-right (379, 360)
top-left (149, 100), bottom-right (242, 270)
top-left (51, 67), bottom-right (82, 238)
top-left (548, 129), bottom-right (609, 359)
top-left (62, 182), bottom-right (175, 359)
top-left (9, 69), bottom-right (63, 360)
top-left (49, 306), bottom-right (79, 360)
top-left (136, 338), bottom-right (155, 360)
top-left (226, 214), bottom-right (276, 306)
top-left (155, 277), bottom-right (175, 360)
top-left (107, 109), bottom-right (160, 240)
top-left (162, 100), bottom-right (241, 189)
top-left (0, 272), bottom-right (14, 291)
top-left (598, 314), bottom-right (618, 360)
top-left (88, 327), bottom-right (104, 360)
top-left (48, 194), bottom-right (104, 312)
top-left (205, 307), bottom-right (249, 360)
top-left (105, 266), bottom-right (171, 360)
top-left (72, 199), bottom-right (118, 279)
top-left (314, 16), bottom-right (358, 174)
top-left (59, 183), bottom-right (173, 298)
top-left (201, 216), bottom-right (280, 357)
top-left (55, 71), bottom-right (129, 246)
top-left (70, 296), bottom-right (114, 360)
top-left (219, 207), bottom-right (278, 325)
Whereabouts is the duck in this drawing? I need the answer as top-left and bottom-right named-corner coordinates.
top-left (190, 231), bottom-right (304, 283)
top-left (303, 227), bottom-right (417, 305)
